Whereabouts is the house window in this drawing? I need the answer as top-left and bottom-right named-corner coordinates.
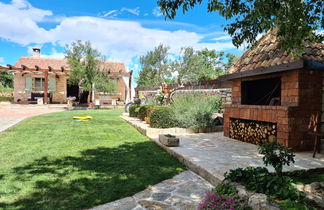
top-left (241, 77), bottom-right (281, 105)
top-left (33, 78), bottom-right (44, 91)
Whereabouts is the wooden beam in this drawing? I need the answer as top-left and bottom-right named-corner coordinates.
top-left (6, 64), bottom-right (13, 69)
top-left (44, 70), bottom-right (49, 104)
top-left (21, 65), bottom-right (28, 70)
top-left (61, 67), bottom-right (65, 72)
top-left (0, 66), bottom-right (68, 74)
top-left (48, 66), bottom-right (53, 71)
top-left (35, 65), bottom-right (40, 71)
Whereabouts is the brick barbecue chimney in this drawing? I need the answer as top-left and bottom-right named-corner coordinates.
top-left (32, 48), bottom-right (40, 57)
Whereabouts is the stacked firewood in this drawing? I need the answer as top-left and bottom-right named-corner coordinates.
top-left (229, 119), bottom-right (277, 144)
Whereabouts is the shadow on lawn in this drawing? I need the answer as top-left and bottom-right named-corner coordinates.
top-left (0, 141), bottom-right (183, 210)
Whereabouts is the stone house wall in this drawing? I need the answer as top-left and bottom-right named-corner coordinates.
top-left (224, 69), bottom-right (322, 151)
top-left (13, 73), bottom-right (128, 104)
top-left (13, 73), bottom-right (67, 103)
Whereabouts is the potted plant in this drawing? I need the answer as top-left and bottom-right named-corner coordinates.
top-left (144, 117), bottom-right (150, 124)
top-left (162, 87), bottom-right (171, 94)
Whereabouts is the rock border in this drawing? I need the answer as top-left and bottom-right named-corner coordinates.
top-left (121, 114), bottom-right (223, 138)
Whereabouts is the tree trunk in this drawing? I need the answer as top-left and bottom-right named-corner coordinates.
top-left (87, 92), bottom-right (91, 104)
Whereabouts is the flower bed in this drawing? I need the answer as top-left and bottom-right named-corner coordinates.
top-left (129, 93), bottom-right (223, 130)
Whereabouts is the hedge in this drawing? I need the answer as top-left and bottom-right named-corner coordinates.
top-left (137, 105), bottom-right (154, 120)
top-left (129, 105), bottom-right (140, 117)
top-left (150, 106), bottom-right (176, 128)
top-left (0, 96), bottom-right (13, 102)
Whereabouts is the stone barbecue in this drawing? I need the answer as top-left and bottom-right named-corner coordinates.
top-left (222, 29), bottom-right (324, 151)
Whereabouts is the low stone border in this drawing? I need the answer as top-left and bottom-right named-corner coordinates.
top-left (296, 181), bottom-right (324, 207)
top-left (122, 114), bottom-right (224, 186)
top-left (121, 114), bottom-right (223, 138)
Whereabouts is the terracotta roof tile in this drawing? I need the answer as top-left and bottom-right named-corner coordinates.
top-left (229, 29), bottom-right (324, 74)
top-left (14, 57), bottom-right (127, 73)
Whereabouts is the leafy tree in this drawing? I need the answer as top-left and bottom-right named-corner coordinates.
top-left (94, 71), bottom-right (117, 94)
top-left (157, 0), bottom-right (324, 55)
top-left (172, 47), bottom-right (236, 84)
top-left (137, 44), bottom-right (172, 87)
top-left (0, 71), bottom-right (13, 88)
top-left (137, 45), bottom-right (237, 87)
top-left (65, 41), bottom-right (116, 103)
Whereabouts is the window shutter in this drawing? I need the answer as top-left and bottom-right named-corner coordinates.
top-left (49, 77), bottom-right (56, 92)
top-left (25, 77), bottom-right (32, 92)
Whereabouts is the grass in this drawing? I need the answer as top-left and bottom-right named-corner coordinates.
top-left (0, 109), bottom-right (184, 210)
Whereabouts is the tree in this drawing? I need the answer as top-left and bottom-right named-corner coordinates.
top-left (172, 47), bottom-right (237, 84)
top-left (136, 44), bottom-right (172, 87)
top-left (65, 41), bottom-right (115, 103)
top-left (157, 0), bottom-right (324, 55)
top-left (0, 71), bottom-right (13, 88)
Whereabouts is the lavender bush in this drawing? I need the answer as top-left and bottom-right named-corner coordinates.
top-left (198, 192), bottom-right (249, 210)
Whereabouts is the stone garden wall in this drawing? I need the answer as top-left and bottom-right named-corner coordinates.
top-left (136, 88), bottom-right (232, 105)
top-left (135, 78), bottom-right (232, 106)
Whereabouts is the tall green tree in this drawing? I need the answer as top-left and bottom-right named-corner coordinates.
top-left (172, 47), bottom-right (236, 84)
top-left (65, 41), bottom-right (115, 103)
top-left (157, 0), bottom-right (324, 55)
top-left (0, 71), bottom-right (13, 88)
top-left (137, 44), bottom-right (172, 87)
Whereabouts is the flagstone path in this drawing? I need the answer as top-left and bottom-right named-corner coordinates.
top-left (90, 171), bottom-right (213, 210)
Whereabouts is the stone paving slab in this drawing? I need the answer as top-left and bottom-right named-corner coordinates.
top-left (89, 170), bottom-right (213, 210)
top-left (122, 115), bottom-right (324, 185)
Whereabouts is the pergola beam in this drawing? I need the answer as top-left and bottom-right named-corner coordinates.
top-left (0, 66), bottom-right (69, 74)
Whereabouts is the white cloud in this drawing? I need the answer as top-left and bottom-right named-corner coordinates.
top-left (0, 57), bottom-right (4, 63)
top-left (0, 0), bottom-right (237, 67)
top-left (102, 10), bottom-right (119, 18)
top-left (100, 7), bottom-right (140, 18)
top-left (212, 35), bottom-right (232, 41)
top-left (0, 0), bottom-right (52, 45)
top-left (152, 7), bottom-right (163, 17)
top-left (121, 7), bottom-right (140, 16)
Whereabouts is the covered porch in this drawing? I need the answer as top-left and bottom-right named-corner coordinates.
top-left (0, 64), bottom-right (67, 104)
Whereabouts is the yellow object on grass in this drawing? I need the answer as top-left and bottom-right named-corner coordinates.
top-left (73, 116), bottom-right (93, 120)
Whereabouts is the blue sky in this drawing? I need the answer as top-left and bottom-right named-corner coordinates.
top-left (0, 0), bottom-right (243, 86)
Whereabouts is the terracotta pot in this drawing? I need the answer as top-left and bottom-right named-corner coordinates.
top-left (162, 88), bottom-right (170, 94)
top-left (145, 117), bottom-right (150, 124)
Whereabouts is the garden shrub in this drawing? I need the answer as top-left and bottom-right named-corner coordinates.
top-left (129, 105), bottom-right (140, 117)
top-left (225, 167), bottom-right (300, 200)
top-left (137, 105), bottom-right (154, 120)
top-left (150, 106), bottom-right (176, 128)
top-left (212, 183), bottom-right (239, 197)
top-left (133, 98), bottom-right (141, 105)
top-left (258, 140), bottom-right (295, 176)
top-left (0, 87), bottom-right (13, 93)
top-left (171, 93), bottom-right (222, 129)
top-left (0, 96), bottom-right (13, 102)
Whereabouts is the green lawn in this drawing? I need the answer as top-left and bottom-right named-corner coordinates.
top-left (0, 109), bottom-right (184, 209)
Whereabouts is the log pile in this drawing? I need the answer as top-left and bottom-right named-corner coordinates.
top-left (229, 118), bottom-right (277, 144)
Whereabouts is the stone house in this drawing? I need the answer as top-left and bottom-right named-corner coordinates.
top-left (222, 29), bottom-right (324, 151)
top-left (2, 48), bottom-right (132, 104)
